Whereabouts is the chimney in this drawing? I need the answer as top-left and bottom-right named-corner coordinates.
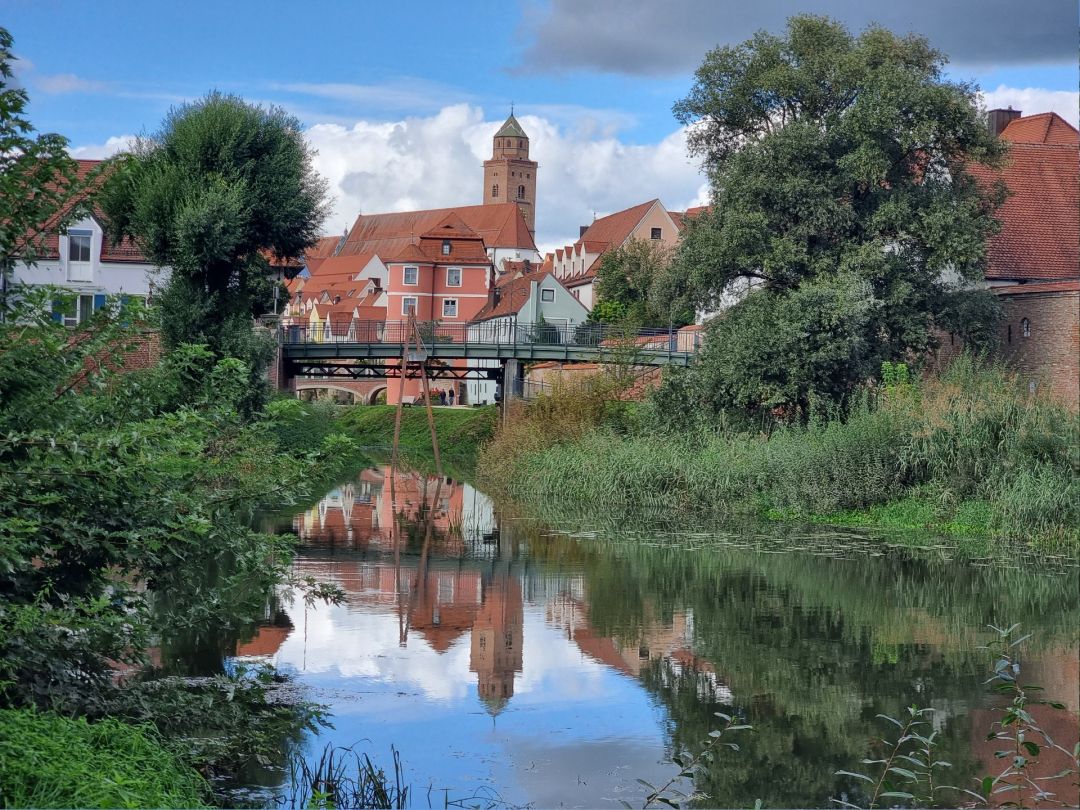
top-left (523, 258), bottom-right (532, 273)
top-left (579, 225), bottom-right (589, 238)
top-left (988, 107), bottom-right (1022, 136)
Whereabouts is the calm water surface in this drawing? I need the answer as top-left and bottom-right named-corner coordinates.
top-left (221, 464), bottom-right (1078, 808)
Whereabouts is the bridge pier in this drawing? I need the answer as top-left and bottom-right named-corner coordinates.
top-left (501, 359), bottom-right (523, 421)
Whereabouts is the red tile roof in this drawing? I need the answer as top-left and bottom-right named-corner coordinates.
top-left (339, 203), bottom-right (536, 258)
top-left (577, 199), bottom-right (657, 251)
top-left (34, 159), bottom-right (152, 264)
top-left (470, 271), bottom-right (553, 322)
top-left (969, 114), bottom-right (1079, 282)
top-left (1000, 112), bottom-right (1080, 145)
top-left (993, 280), bottom-right (1080, 295)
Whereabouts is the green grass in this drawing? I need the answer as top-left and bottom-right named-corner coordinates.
top-left (0, 709), bottom-right (208, 809)
top-left (338, 404), bottom-right (497, 459)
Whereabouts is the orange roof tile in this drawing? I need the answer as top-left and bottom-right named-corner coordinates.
top-left (970, 115), bottom-right (1079, 281)
top-left (340, 203), bottom-right (536, 258)
top-left (470, 271), bottom-right (554, 322)
top-left (577, 199), bottom-right (657, 250)
top-left (1000, 112), bottom-right (1080, 146)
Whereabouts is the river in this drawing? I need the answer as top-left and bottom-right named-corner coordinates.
top-left (182, 462), bottom-right (1080, 808)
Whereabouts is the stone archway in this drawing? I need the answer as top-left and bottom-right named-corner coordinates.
top-left (367, 386), bottom-right (388, 405)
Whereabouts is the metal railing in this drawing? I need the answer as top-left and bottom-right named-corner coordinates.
top-left (281, 320), bottom-right (695, 353)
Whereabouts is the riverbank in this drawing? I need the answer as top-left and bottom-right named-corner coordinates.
top-left (477, 359), bottom-right (1079, 552)
top-left (338, 404), bottom-right (498, 462)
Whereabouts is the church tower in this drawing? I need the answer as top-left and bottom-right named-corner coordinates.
top-left (483, 112), bottom-right (538, 235)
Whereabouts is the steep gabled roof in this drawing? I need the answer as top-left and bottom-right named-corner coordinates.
top-left (1000, 112), bottom-right (1080, 145)
top-left (470, 271), bottom-right (554, 322)
top-left (339, 203), bottom-right (536, 258)
top-left (577, 199), bottom-right (659, 251)
top-left (969, 113), bottom-right (1079, 281)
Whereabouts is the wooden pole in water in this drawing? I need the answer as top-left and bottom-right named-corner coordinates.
top-left (411, 314), bottom-right (443, 480)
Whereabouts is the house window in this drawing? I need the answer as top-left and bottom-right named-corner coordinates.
top-left (446, 267), bottom-right (462, 287)
top-left (442, 298), bottom-right (458, 318)
top-left (491, 184), bottom-right (499, 197)
top-left (541, 288), bottom-right (555, 302)
top-left (402, 296), bottom-right (418, 315)
top-left (517, 185), bottom-right (525, 199)
top-left (442, 239), bottom-right (451, 256)
top-left (403, 266), bottom-right (419, 285)
top-left (68, 230), bottom-right (92, 262)
top-left (1021, 318), bottom-right (1031, 338)
top-left (55, 293), bottom-right (96, 327)
top-left (651, 227), bottom-right (662, 240)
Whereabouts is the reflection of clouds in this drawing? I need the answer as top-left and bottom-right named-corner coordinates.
top-left (516, 608), bottom-right (616, 699)
top-left (276, 589), bottom-right (473, 703)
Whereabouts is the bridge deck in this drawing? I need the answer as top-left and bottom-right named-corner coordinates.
top-left (281, 321), bottom-right (697, 367)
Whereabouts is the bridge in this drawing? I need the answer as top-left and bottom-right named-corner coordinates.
top-left (278, 320), bottom-right (699, 396)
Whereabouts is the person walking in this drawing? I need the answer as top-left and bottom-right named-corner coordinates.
top-left (438, 389), bottom-right (447, 406)
top-left (448, 388), bottom-right (455, 406)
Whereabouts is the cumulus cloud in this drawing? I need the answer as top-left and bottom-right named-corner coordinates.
top-left (304, 104), bottom-right (708, 252)
top-left (517, 0), bottom-right (1077, 76)
top-left (70, 135), bottom-right (138, 159)
top-left (982, 85), bottom-right (1080, 127)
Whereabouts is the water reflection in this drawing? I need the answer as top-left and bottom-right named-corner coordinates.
top-left (224, 465), bottom-right (1078, 808)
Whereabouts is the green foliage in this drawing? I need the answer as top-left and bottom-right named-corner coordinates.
top-left (339, 404), bottom-right (498, 459)
top-left (98, 91), bottom-right (329, 414)
top-left (0, 27), bottom-right (100, 316)
top-left (482, 356), bottom-right (1078, 549)
top-left (668, 15), bottom-right (1006, 416)
top-left (592, 239), bottom-right (693, 328)
top-left (0, 709), bottom-right (208, 809)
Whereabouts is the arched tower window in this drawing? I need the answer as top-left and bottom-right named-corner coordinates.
top-left (1021, 318), bottom-right (1031, 338)
top-left (518, 139), bottom-right (523, 148)
top-left (492, 184), bottom-right (499, 198)
top-left (517, 185), bottom-right (525, 199)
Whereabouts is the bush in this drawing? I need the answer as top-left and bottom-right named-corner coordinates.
top-left (0, 709), bottom-right (207, 809)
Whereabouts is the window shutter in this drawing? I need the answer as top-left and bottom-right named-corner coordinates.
top-left (93, 294), bottom-right (107, 314)
top-left (51, 300), bottom-right (63, 323)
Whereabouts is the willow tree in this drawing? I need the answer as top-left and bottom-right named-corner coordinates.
top-left (99, 92), bottom-right (328, 413)
top-left (666, 15), bottom-right (1006, 419)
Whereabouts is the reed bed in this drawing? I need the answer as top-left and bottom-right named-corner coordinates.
top-left (478, 356), bottom-right (1079, 549)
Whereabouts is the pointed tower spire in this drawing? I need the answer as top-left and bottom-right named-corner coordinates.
top-left (483, 110), bottom-right (538, 234)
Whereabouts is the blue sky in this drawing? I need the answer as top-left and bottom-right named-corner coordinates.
top-left (6, 0), bottom-right (1077, 249)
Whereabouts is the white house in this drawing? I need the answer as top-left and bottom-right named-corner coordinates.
top-left (464, 271), bottom-right (589, 404)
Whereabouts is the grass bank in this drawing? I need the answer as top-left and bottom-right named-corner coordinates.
top-left (0, 709), bottom-right (208, 809)
top-left (338, 404), bottom-right (498, 461)
top-left (478, 358), bottom-right (1079, 551)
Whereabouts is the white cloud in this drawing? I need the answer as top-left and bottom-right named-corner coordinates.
top-left (303, 104), bottom-right (708, 252)
top-left (981, 85), bottom-right (1080, 127)
top-left (70, 135), bottom-right (137, 159)
top-left (35, 73), bottom-right (108, 94)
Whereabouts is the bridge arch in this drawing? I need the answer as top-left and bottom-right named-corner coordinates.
top-left (294, 383), bottom-right (359, 404)
top-left (366, 385), bottom-right (388, 405)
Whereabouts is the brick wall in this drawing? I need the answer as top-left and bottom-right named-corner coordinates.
top-left (997, 289), bottom-right (1079, 408)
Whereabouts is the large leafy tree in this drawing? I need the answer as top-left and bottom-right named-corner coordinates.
top-left (591, 238), bottom-right (694, 328)
top-left (99, 92), bottom-right (329, 411)
top-left (666, 15), bottom-right (1006, 419)
top-left (0, 27), bottom-right (97, 319)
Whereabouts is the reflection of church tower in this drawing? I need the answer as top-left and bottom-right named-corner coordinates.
top-left (469, 566), bottom-right (524, 715)
top-left (482, 112), bottom-right (538, 235)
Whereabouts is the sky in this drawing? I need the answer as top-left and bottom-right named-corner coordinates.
top-left (5, 0), bottom-right (1078, 252)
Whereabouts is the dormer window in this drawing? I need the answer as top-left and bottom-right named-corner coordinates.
top-left (68, 230), bottom-right (92, 262)
top-left (442, 239), bottom-right (451, 255)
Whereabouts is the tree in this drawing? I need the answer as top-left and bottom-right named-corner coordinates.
top-left (99, 92), bottom-right (329, 412)
top-left (665, 15), bottom-right (1006, 418)
top-left (0, 27), bottom-right (97, 320)
top-left (591, 239), bottom-right (694, 328)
